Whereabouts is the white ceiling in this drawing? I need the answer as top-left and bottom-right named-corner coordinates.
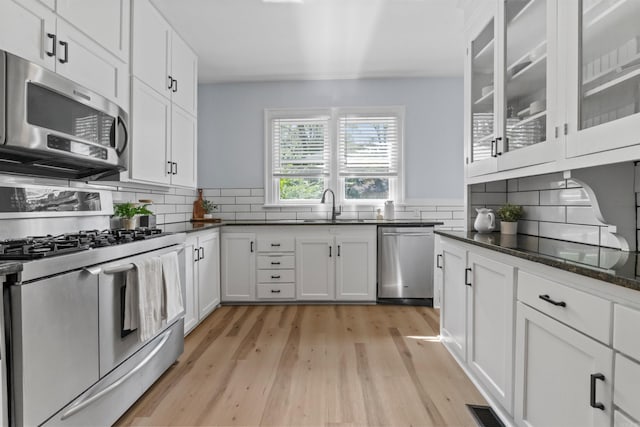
top-left (151, 0), bottom-right (465, 83)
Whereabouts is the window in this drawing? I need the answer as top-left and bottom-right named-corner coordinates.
top-left (266, 107), bottom-right (404, 205)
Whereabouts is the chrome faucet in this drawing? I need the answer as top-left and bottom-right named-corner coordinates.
top-left (321, 189), bottom-right (341, 222)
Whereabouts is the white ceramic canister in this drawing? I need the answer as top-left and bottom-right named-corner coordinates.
top-left (384, 200), bottom-right (395, 220)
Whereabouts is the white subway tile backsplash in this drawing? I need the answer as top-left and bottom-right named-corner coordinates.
top-left (523, 206), bottom-right (566, 222)
top-left (203, 189), bottom-right (221, 197)
top-left (164, 195), bottom-right (186, 204)
top-left (422, 211), bottom-right (452, 220)
top-left (394, 211), bottom-right (420, 220)
top-left (266, 212), bottom-right (297, 220)
top-left (236, 196), bottom-right (265, 205)
top-left (174, 188), bottom-right (197, 196)
top-left (471, 192), bottom-right (507, 205)
top-left (469, 183), bottom-right (486, 193)
top-left (165, 213), bottom-right (188, 223)
top-left (517, 173), bottom-right (566, 191)
top-left (519, 220), bottom-right (539, 235)
top-left (222, 204), bottom-right (250, 212)
top-left (539, 222), bottom-right (600, 245)
top-left (566, 206), bottom-right (603, 226)
top-left (236, 212), bottom-right (266, 220)
top-left (507, 179), bottom-right (518, 192)
top-left (251, 188), bottom-right (265, 196)
top-left (437, 205), bottom-right (465, 212)
top-left (358, 211), bottom-right (377, 220)
top-left (150, 204), bottom-right (176, 215)
top-left (209, 197), bottom-right (236, 205)
top-left (539, 188), bottom-right (590, 206)
top-left (452, 210), bottom-right (465, 219)
top-left (507, 191), bottom-right (539, 206)
top-left (296, 212), bottom-right (329, 220)
top-left (221, 188), bottom-right (251, 197)
top-left (214, 213), bottom-right (237, 221)
top-left (485, 180), bottom-right (507, 192)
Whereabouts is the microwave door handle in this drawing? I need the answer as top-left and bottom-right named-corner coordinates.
top-left (116, 116), bottom-right (128, 156)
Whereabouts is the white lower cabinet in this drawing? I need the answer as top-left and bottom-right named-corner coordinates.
top-left (296, 228), bottom-right (376, 302)
top-left (220, 226), bottom-right (376, 303)
top-left (296, 237), bottom-right (335, 300)
top-left (514, 302), bottom-right (613, 427)
top-left (184, 229), bottom-right (221, 335)
top-left (467, 252), bottom-right (515, 413)
top-left (439, 239), bottom-right (468, 363)
top-left (437, 237), bottom-right (515, 412)
top-left (335, 235), bottom-right (376, 301)
top-left (436, 234), bottom-right (640, 427)
top-left (221, 232), bottom-right (256, 302)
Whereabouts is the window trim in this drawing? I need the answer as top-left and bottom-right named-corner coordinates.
top-left (265, 106), bottom-right (405, 206)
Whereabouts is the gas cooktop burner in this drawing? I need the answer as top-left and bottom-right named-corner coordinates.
top-left (0, 228), bottom-right (166, 260)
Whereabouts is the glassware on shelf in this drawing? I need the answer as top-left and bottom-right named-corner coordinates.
top-left (471, 19), bottom-right (495, 162)
top-left (504, 0), bottom-right (548, 152)
top-left (580, 0), bottom-right (640, 130)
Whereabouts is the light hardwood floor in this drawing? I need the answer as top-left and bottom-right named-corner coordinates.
top-left (116, 305), bottom-right (485, 427)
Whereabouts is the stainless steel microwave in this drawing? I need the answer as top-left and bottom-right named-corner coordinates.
top-left (0, 50), bottom-right (128, 180)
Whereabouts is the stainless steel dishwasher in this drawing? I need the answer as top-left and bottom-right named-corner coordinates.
top-left (377, 226), bottom-right (434, 305)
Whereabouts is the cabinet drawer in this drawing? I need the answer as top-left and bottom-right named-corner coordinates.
top-left (257, 255), bottom-right (295, 270)
top-left (257, 269), bottom-right (295, 283)
top-left (257, 283), bottom-right (295, 299)
top-left (614, 353), bottom-right (640, 422)
top-left (517, 270), bottom-right (611, 343)
top-left (257, 237), bottom-right (294, 252)
top-left (614, 304), bottom-right (640, 361)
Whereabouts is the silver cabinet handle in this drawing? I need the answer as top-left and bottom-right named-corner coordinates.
top-left (60, 329), bottom-right (172, 420)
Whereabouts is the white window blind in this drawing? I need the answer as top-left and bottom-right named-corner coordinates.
top-left (338, 114), bottom-right (400, 176)
top-left (272, 116), bottom-right (330, 177)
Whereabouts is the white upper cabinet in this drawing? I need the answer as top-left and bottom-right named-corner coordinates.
top-left (132, 0), bottom-right (198, 117)
top-left (467, 0), bottom-right (560, 178)
top-left (0, 0), bottom-right (129, 107)
top-left (132, 0), bottom-right (171, 97)
top-left (55, 0), bottom-right (130, 61)
top-left (0, 0), bottom-right (56, 70)
top-left (563, 0), bottom-right (640, 158)
top-left (129, 0), bottom-right (198, 188)
top-left (170, 105), bottom-right (198, 188)
top-left (465, 0), bottom-right (640, 181)
top-left (170, 34), bottom-right (198, 116)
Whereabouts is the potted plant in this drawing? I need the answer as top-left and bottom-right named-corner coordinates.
top-left (497, 203), bottom-right (524, 235)
top-left (202, 199), bottom-right (216, 219)
top-left (114, 202), bottom-right (154, 230)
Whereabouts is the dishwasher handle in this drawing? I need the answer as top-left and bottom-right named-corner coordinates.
top-left (381, 232), bottom-right (433, 237)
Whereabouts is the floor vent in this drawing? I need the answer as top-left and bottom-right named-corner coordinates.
top-left (466, 404), bottom-right (505, 427)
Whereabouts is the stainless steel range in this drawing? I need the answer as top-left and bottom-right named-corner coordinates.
top-left (0, 182), bottom-right (186, 426)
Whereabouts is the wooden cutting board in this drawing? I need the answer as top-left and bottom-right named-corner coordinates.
top-left (193, 188), bottom-right (205, 219)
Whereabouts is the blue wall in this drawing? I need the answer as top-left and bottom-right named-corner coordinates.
top-left (198, 77), bottom-right (464, 200)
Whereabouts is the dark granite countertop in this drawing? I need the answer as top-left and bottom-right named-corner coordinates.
top-left (162, 219), bottom-right (442, 233)
top-left (0, 261), bottom-right (23, 276)
top-left (435, 231), bottom-right (640, 292)
top-left (215, 219), bottom-right (441, 226)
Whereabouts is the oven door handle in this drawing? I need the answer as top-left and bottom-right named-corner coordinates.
top-left (83, 245), bottom-right (186, 275)
top-left (60, 329), bottom-right (173, 420)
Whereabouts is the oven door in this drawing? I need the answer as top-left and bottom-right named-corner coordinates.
top-left (96, 244), bottom-right (185, 377)
top-left (8, 269), bottom-right (100, 427)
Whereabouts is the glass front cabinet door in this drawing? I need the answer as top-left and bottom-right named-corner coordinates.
top-left (467, 13), bottom-right (499, 177)
top-left (466, 0), bottom-right (560, 178)
top-left (565, 0), bottom-right (640, 157)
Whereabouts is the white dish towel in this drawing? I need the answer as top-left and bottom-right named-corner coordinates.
top-left (161, 251), bottom-right (184, 323)
top-left (125, 258), bottom-right (164, 342)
